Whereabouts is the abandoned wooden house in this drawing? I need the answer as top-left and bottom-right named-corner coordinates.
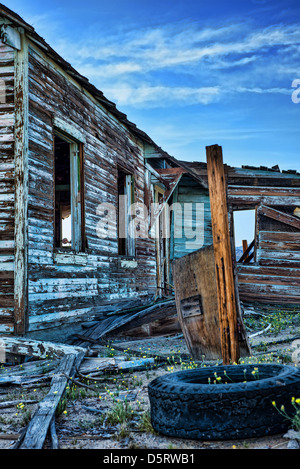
top-left (0, 4), bottom-right (299, 339)
top-left (181, 161), bottom-right (300, 306)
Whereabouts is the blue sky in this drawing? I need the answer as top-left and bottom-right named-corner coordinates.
top-left (5, 0), bottom-right (300, 175)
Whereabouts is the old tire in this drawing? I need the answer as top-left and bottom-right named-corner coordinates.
top-left (148, 364), bottom-right (300, 440)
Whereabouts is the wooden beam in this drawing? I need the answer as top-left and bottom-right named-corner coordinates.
top-left (258, 205), bottom-right (300, 230)
top-left (237, 239), bottom-right (255, 263)
top-left (206, 145), bottom-right (240, 365)
top-left (242, 240), bottom-right (248, 258)
top-left (148, 169), bottom-right (185, 234)
top-left (14, 30), bottom-right (29, 335)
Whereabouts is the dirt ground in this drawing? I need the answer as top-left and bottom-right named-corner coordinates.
top-left (0, 308), bottom-right (299, 451)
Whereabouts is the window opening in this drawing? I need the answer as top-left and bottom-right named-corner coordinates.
top-left (117, 168), bottom-right (135, 256)
top-left (54, 133), bottom-right (83, 251)
top-left (233, 209), bottom-right (256, 263)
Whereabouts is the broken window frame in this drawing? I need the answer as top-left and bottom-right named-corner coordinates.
top-left (232, 206), bottom-right (258, 264)
top-left (54, 128), bottom-right (85, 253)
top-left (117, 167), bottom-right (135, 257)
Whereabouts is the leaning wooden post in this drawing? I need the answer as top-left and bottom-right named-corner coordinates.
top-left (206, 145), bottom-right (240, 365)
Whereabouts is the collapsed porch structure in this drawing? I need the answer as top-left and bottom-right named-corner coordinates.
top-left (0, 4), bottom-right (299, 340)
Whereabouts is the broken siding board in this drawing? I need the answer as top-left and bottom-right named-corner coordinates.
top-left (229, 195), bottom-right (300, 207)
top-left (238, 273), bottom-right (300, 287)
top-left (258, 231), bottom-right (300, 251)
top-left (257, 250), bottom-right (300, 262)
top-left (257, 205), bottom-right (300, 230)
top-left (229, 187), bottom-right (300, 196)
top-left (237, 264), bottom-right (300, 276)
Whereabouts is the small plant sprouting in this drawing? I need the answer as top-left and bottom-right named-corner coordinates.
top-left (272, 397), bottom-right (300, 431)
top-left (105, 398), bottom-right (136, 426)
top-left (208, 367), bottom-right (260, 385)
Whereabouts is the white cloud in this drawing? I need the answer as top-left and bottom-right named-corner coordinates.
top-left (235, 86), bottom-right (291, 95)
top-left (77, 62), bottom-right (142, 78)
top-left (20, 9), bottom-right (300, 108)
top-left (67, 22), bottom-right (300, 73)
top-left (101, 84), bottom-right (222, 107)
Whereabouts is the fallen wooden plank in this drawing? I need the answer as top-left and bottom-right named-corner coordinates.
top-left (0, 360), bottom-right (59, 386)
top-left (19, 351), bottom-right (85, 449)
top-left (107, 301), bottom-right (180, 338)
top-left (49, 416), bottom-right (59, 450)
top-left (78, 356), bottom-right (155, 376)
top-left (0, 336), bottom-right (85, 359)
top-left (0, 433), bottom-right (20, 441)
top-left (0, 399), bottom-right (38, 409)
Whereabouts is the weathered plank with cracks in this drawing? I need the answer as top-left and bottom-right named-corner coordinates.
top-left (206, 144), bottom-right (240, 365)
top-left (0, 335), bottom-right (85, 359)
top-left (17, 351), bottom-right (85, 449)
top-left (0, 359), bottom-right (59, 385)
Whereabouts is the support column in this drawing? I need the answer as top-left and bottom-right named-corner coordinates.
top-left (14, 29), bottom-right (29, 335)
top-left (206, 144), bottom-right (240, 364)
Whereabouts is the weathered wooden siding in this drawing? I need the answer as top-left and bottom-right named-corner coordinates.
top-left (236, 265), bottom-right (300, 304)
top-left (26, 43), bottom-right (156, 331)
top-left (179, 162), bottom-right (300, 304)
top-left (0, 40), bottom-right (14, 333)
top-left (228, 177), bottom-right (300, 304)
top-left (171, 176), bottom-right (213, 260)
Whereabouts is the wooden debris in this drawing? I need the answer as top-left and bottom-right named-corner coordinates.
top-left (72, 299), bottom-right (179, 347)
top-left (0, 336), bottom-right (85, 359)
top-left (0, 337), bottom-right (86, 450)
top-left (0, 399), bottom-right (38, 409)
top-left (78, 356), bottom-right (155, 376)
top-left (0, 335), bottom-right (158, 449)
top-left (0, 359), bottom-right (59, 386)
top-left (18, 352), bottom-right (85, 449)
top-left (49, 415), bottom-right (59, 449)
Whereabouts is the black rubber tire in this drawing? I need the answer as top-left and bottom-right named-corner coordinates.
top-left (148, 364), bottom-right (300, 440)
